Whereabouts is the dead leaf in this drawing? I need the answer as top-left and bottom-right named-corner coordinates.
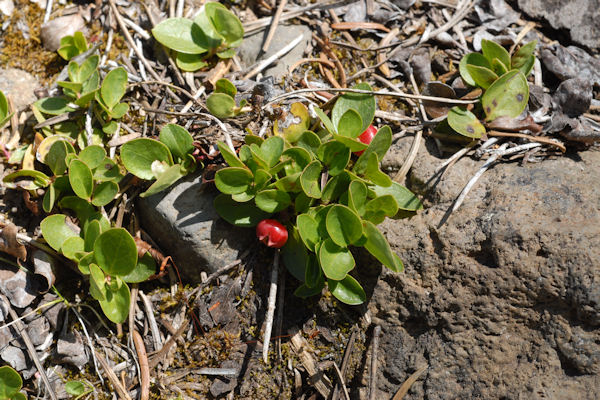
top-left (0, 223), bottom-right (27, 260)
top-left (331, 21), bottom-right (391, 33)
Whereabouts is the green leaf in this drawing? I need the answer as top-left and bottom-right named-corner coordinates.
top-left (121, 138), bottom-right (174, 180)
top-left (159, 123), bottom-right (194, 160)
top-left (12, 391), bottom-right (27, 400)
top-left (93, 157), bottom-right (124, 183)
top-left (217, 141), bottom-right (245, 168)
top-left (328, 275), bottom-right (366, 305)
top-left (294, 280), bottom-right (325, 298)
top-left (152, 17), bottom-right (209, 54)
top-left (511, 40), bottom-right (537, 76)
top-left (46, 140), bottom-right (75, 175)
top-left (121, 252), bottom-right (156, 283)
top-left (313, 107), bottom-right (336, 135)
top-left (61, 236), bottom-right (85, 261)
top-left (317, 140), bottom-right (350, 176)
top-left (0, 90), bottom-right (12, 128)
top-left (332, 134), bottom-right (368, 152)
top-left (109, 102), bottom-right (129, 119)
top-left (312, 205), bottom-right (332, 238)
top-left (337, 109), bottom-right (363, 138)
top-left (57, 80), bottom-right (82, 93)
top-left (65, 381), bottom-right (87, 396)
top-left (447, 106), bottom-right (485, 138)
top-left (79, 145), bottom-right (106, 169)
top-left (141, 164), bottom-right (187, 197)
top-left (281, 226), bottom-right (309, 281)
top-left (296, 214), bottom-right (319, 252)
top-left (59, 197), bottom-right (96, 223)
top-left (73, 31), bottom-right (88, 52)
top-left (259, 136), bottom-right (284, 168)
top-left (481, 39), bottom-right (510, 71)
top-left (175, 52), bottom-right (208, 71)
top-left (319, 238), bottom-right (355, 280)
top-left (255, 189), bottom-right (291, 213)
top-left (348, 180), bottom-right (367, 215)
top-left (94, 228), bottom-right (138, 276)
top-left (491, 58), bottom-right (508, 76)
top-left (91, 181), bottom-right (118, 206)
top-left (215, 78), bottom-right (237, 97)
top-left (69, 159), bottom-right (94, 199)
top-left (482, 70), bottom-right (529, 121)
top-left (100, 67), bottom-right (127, 109)
top-left (217, 48), bottom-right (236, 58)
top-left (42, 183), bottom-right (57, 213)
top-left (364, 153), bottom-right (391, 187)
top-left (459, 52), bottom-right (491, 87)
top-left (84, 219), bottom-right (101, 252)
top-left (98, 277), bottom-right (130, 324)
top-left (215, 167), bottom-right (254, 194)
top-left (364, 195), bottom-right (399, 224)
top-left (274, 172), bottom-right (302, 193)
top-left (0, 366), bottom-right (22, 398)
top-left (464, 64), bottom-right (498, 89)
top-left (209, 5), bottom-right (244, 46)
top-left (353, 125), bottom-right (391, 175)
top-left (206, 92), bottom-right (236, 118)
top-left (213, 193), bottom-right (270, 227)
top-left (300, 160), bottom-right (322, 199)
top-left (321, 172), bottom-right (350, 204)
top-left (273, 103), bottom-right (311, 142)
top-left (41, 214), bottom-right (80, 252)
top-left (79, 55), bottom-right (99, 82)
top-left (295, 192), bottom-right (313, 214)
top-left (332, 82), bottom-right (376, 133)
top-left (326, 205), bottom-right (363, 247)
top-left (304, 254), bottom-right (322, 288)
top-left (34, 96), bottom-right (76, 115)
top-left (296, 131), bottom-right (321, 154)
top-left (363, 221), bottom-right (402, 272)
top-left (371, 182), bottom-right (422, 211)
top-left (282, 147), bottom-right (312, 174)
top-left (2, 169), bottom-right (51, 190)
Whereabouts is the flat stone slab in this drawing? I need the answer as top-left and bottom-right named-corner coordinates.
top-left (137, 174), bottom-right (254, 282)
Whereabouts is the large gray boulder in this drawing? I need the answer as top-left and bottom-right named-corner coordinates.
top-left (136, 174), bottom-right (254, 282)
top-left (369, 137), bottom-right (600, 398)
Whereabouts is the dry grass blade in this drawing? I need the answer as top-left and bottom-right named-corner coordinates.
top-left (132, 329), bottom-right (150, 400)
top-left (377, 28), bottom-right (399, 77)
top-left (392, 365), bottom-right (429, 400)
top-left (93, 347), bottom-right (133, 400)
top-left (148, 319), bottom-right (190, 369)
top-left (261, 0), bottom-right (288, 53)
top-left (331, 22), bottom-right (391, 33)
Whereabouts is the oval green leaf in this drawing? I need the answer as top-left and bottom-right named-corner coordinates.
top-left (481, 39), bottom-right (510, 70)
top-left (213, 194), bottom-right (271, 227)
top-left (325, 205), bottom-right (363, 247)
top-left (40, 214), bottom-right (80, 252)
top-left (0, 365), bottom-right (22, 399)
top-left (65, 381), bottom-right (87, 396)
top-left (98, 277), bottom-right (130, 324)
top-left (482, 70), bottom-right (529, 122)
top-left (100, 67), bottom-right (127, 109)
top-left (281, 225), bottom-right (309, 281)
top-left (121, 138), bottom-right (173, 180)
top-left (348, 180), bottom-right (367, 215)
top-left (459, 52), bottom-right (491, 87)
top-left (215, 167), bottom-right (254, 195)
top-left (353, 125), bottom-right (392, 175)
top-left (337, 109), bottom-right (363, 138)
top-left (159, 123), bottom-right (194, 160)
top-left (206, 92), bottom-right (236, 118)
top-left (121, 252), bottom-right (156, 283)
top-left (317, 140), bottom-right (350, 176)
top-left (371, 182), bottom-right (422, 211)
top-left (94, 228), bottom-right (138, 276)
top-left (332, 82), bottom-right (376, 133)
top-left (364, 195), bottom-right (399, 224)
top-left (363, 220), bottom-right (402, 272)
top-left (464, 64), bottom-right (498, 89)
top-left (319, 238), bottom-right (355, 280)
top-left (79, 145), bottom-right (106, 169)
top-left (300, 160), bottom-right (322, 199)
top-left (328, 275), bottom-right (366, 305)
top-left (91, 181), bottom-right (118, 206)
top-left (255, 189), bottom-right (291, 213)
top-left (447, 106), bottom-right (485, 138)
top-left (152, 17), bottom-right (208, 54)
top-left (296, 214), bottom-right (319, 252)
top-left (69, 159), bottom-right (93, 199)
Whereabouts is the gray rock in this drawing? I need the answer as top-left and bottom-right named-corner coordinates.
top-left (237, 24), bottom-right (311, 80)
top-left (40, 14), bottom-right (85, 52)
top-left (541, 45), bottom-right (600, 85)
top-left (56, 332), bottom-right (88, 369)
top-left (136, 173), bottom-right (254, 282)
top-left (553, 78), bottom-right (592, 117)
top-left (517, 0), bottom-right (600, 49)
top-left (0, 68), bottom-right (40, 111)
top-left (369, 136), bottom-right (600, 398)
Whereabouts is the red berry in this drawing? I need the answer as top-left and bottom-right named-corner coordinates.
top-left (256, 219), bottom-right (288, 248)
top-left (354, 125), bottom-right (377, 156)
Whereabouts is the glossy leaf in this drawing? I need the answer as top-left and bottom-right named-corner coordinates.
top-left (94, 228), bottom-right (138, 276)
top-left (332, 133), bottom-right (368, 152)
top-left (100, 67), bottom-right (127, 109)
top-left (121, 252), bottom-right (156, 283)
top-left (304, 254), bottom-right (322, 288)
top-left (84, 219), bottom-right (101, 252)
top-left (491, 58), bottom-right (508, 76)
top-left (217, 141), bottom-right (245, 168)
top-left (46, 139), bottom-right (75, 175)
top-left (255, 189), bottom-right (291, 213)
top-left (326, 205), bottom-right (363, 247)
top-left (259, 136), bottom-right (284, 167)
top-left (364, 153), bottom-right (391, 187)
top-left (328, 275), bottom-right (366, 305)
top-left (79, 145), bottom-right (106, 169)
top-left (274, 172), bottom-right (302, 193)
top-left (348, 180), bottom-right (367, 215)
top-left (459, 52), bottom-right (491, 87)
top-left (206, 92), bottom-right (236, 118)
top-left (59, 197), bottom-right (95, 223)
top-left (215, 78), bottom-right (237, 97)
top-left (281, 226), bottom-right (309, 281)
top-left (65, 381), bottom-right (88, 396)
top-left (296, 214), bottom-right (319, 252)
top-left (371, 182), bottom-right (422, 211)
top-left (332, 82), bottom-right (376, 133)
top-left (152, 18), bottom-right (208, 54)
top-left (363, 220), bottom-right (402, 272)
top-left (313, 107), bottom-right (336, 135)
top-left (159, 123), bottom-right (194, 160)
top-left (511, 40), bottom-right (537, 76)
top-left (337, 109), bottom-right (363, 138)
top-left (481, 39), bottom-right (510, 70)
top-left (320, 173), bottom-right (349, 205)
top-left (215, 167), bottom-right (254, 195)
top-left (141, 164), bottom-right (187, 198)
top-left (0, 365), bottom-right (22, 399)
top-left (93, 157), bottom-right (124, 183)
top-left (69, 159), bottom-right (94, 199)
top-left (296, 131), bottom-right (321, 154)
top-left (91, 181), bottom-right (118, 206)
top-left (40, 214), bottom-right (80, 252)
top-left (364, 195), bottom-right (399, 224)
top-left (210, 5), bottom-right (244, 46)
top-left (482, 70), bottom-right (529, 121)
top-left (300, 160), bottom-right (322, 198)
top-left (98, 277), bottom-right (130, 324)
top-left (34, 96), bottom-right (76, 115)
top-left (464, 64), bottom-right (498, 89)
top-left (319, 238), bottom-right (355, 280)
top-left (294, 280), bottom-right (325, 298)
top-left (317, 140), bottom-right (350, 176)
top-left (447, 106), bottom-right (485, 138)
top-left (282, 147), bottom-right (312, 174)
top-left (353, 125), bottom-right (391, 175)
top-left (121, 138), bottom-right (173, 180)
top-left (213, 194), bottom-right (270, 227)
top-left (61, 236), bottom-right (85, 261)
top-left (175, 52), bottom-right (208, 71)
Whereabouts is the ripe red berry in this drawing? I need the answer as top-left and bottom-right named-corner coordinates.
top-left (256, 219), bottom-right (288, 248)
top-left (354, 125), bottom-right (377, 156)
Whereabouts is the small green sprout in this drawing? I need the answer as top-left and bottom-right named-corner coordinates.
top-left (57, 31), bottom-right (88, 61)
top-left (0, 366), bottom-right (26, 400)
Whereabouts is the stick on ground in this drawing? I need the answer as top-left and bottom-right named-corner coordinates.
top-left (262, 251), bottom-right (280, 363)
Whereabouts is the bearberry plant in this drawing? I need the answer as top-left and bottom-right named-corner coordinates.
top-left (214, 83), bottom-right (422, 305)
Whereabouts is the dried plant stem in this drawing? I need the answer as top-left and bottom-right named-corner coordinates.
top-left (368, 325), bottom-right (381, 400)
top-left (243, 34), bottom-right (305, 80)
top-left (94, 347), bottom-right (133, 400)
top-left (262, 0), bottom-right (288, 53)
top-left (262, 251), bottom-right (280, 363)
top-left (392, 365), bottom-right (429, 400)
top-left (132, 329), bottom-right (150, 400)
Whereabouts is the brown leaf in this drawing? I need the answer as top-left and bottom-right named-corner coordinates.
top-left (0, 223), bottom-right (27, 261)
top-left (331, 22), bottom-right (391, 32)
top-left (486, 115), bottom-right (543, 134)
